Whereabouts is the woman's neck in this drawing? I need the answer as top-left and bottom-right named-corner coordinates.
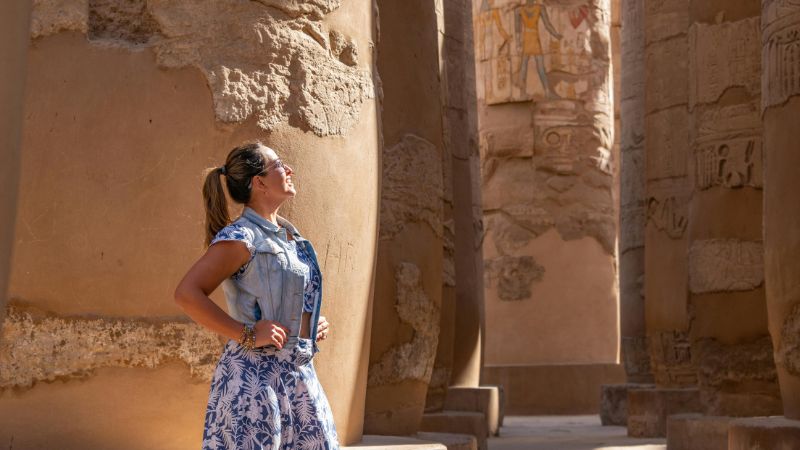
top-left (246, 201), bottom-right (281, 226)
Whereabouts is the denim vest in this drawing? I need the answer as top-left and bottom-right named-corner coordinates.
top-left (220, 207), bottom-right (323, 352)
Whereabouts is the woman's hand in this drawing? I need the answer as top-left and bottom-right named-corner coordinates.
top-left (316, 316), bottom-right (330, 341)
top-left (254, 320), bottom-right (290, 349)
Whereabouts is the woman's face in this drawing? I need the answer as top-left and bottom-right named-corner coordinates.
top-left (256, 146), bottom-right (296, 201)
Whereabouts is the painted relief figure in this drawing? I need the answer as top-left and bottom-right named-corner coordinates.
top-left (516, 0), bottom-right (562, 98)
top-left (479, 0), bottom-right (511, 60)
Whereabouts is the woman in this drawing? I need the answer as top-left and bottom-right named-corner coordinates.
top-left (174, 142), bottom-right (339, 450)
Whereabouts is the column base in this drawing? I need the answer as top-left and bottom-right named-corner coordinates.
top-left (443, 386), bottom-right (502, 436)
top-left (600, 383), bottom-right (655, 426)
top-left (420, 411), bottom-right (488, 450)
top-left (666, 414), bottom-right (730, 450)
top-left (627, 387), bottom-right (703, 438)
top-left (728, 416), bottom-right (800, 450)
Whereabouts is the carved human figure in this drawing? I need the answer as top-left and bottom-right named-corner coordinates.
top-left (478, 0), bottom-right (511, 59)
top-left (516, 0), bottom-right (562, 97)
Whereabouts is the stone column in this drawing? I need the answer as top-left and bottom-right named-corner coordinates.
top-left (0, 1), bottom-right (32, 333)
top-left (642, 0), bottom-right (694, 390)
top-left (476, 0), bottom-right (623, 415)
top-left (364, 0), bottom-right (445, 436)
top-left (618, 0), bottom-right (651, 386)
top-left (762, 0), bottom-right (800, 421)
top-left (684, 0), bottom-right (781, 418)
top-left (627, 0), bottom-right (703, 438)
top-left (1, 1), bottom-right (379, 447)
top-left (599, 0), bottom-right (654, 427)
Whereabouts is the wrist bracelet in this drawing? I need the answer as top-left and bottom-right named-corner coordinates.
top-left (238, 324), bottom-right (256, 350)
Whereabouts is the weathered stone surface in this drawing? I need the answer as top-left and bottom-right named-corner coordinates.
top-left (1, 305), bottom-right (221, 389)
top-left (689, 18), bottom-right (761, 107)
top-left (627, 388), bottom-right (702, 438)
top-left (666, 414), bottom-right (730, 450)
top-left (649, 330), bottom-right (696, 388)
top-left (692, 101), bottom-right (763, 190)
top-left (692, 337), bottom-right (782, 416)
top-left (761, 1), bottom-right (800, 109)
top-left (777, 303), bottom-right (800, 377)
top-left (600, 383), bottom-right (654, 426)
top-left (368, 263), bottom-right (440, 386)
top-left (484, 255), bottom-right (544, 301)
top-left (622, 335), bottom-right (653, 382)
top-left (688, 240), bottom-right (764, 294)
top-left (728, 417), bottom-right (800, 450)
top-left (443, 386), bottom-right (501, 436)
top-left (646, 192), bottom-right (688, 239)
top-left (380, 134), bottom-right (444, 241)
top-left (30, 0), bottom-right (88, 38)
top-left (31, 0), bottom-right (374, 136)
top-left (645, 106), bottom-right (689, 180)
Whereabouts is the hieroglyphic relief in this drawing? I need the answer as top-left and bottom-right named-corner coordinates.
top-left (694, 139), bottom-right (762, 190)
top-left (649, 330), bottom-right (697, 387)
top-left (476, 0), bottom-right (607, 104)
top-left (762, 0), bottom-right (800, 109)
top-left (646, 195), bottom-right (688, 239)
top-left (693, 102), bottom-right (763, 190)
top-left (689, 18), bottom-right (761, 107)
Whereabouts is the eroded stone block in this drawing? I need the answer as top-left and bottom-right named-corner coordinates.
top-left (688, 240), bottom-right (764, 294)
top-left (420, 411), bottom-right (488, 450)
top-left (627, 388), bottom-right (703, 438)
top-left (666, 414), bottom-right (730, 450)
top-left (0, 305), bottom-right (221, 389)
top-left (443, 386), bottom-right (501, 436)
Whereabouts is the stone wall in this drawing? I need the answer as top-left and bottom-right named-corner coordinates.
top-left (2, 0), bottom-right (380, 447)
top-left (475, 0), bottom-right (618, 367)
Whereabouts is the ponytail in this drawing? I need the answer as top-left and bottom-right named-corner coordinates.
top-left (202, 141), bottom-right (269, 245)
top-left (203, 167), bottom-right (230, 246)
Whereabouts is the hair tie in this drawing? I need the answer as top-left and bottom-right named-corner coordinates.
top-left (219, 166), bottom-right (227, 175)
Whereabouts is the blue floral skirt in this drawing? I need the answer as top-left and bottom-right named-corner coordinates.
top-left (202, 339), bottom-right (339, 450)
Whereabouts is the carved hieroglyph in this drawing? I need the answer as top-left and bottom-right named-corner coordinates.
top-left (762, 0), bottom-right (800, 109)
top-left (649, 330), bottom-right (697, 387)
top-left (367, 263), bottom-right (440, 385)
top-left (1, 305), bottom-right (221, 389)
top-left (689, 18), bottom-right (761, 107)
top-left (31, 0), bottom-right (374, 136)
top-left (380, 134), bottom-right (445, 241)
top-left (688, 240), bottom-right (764, 294)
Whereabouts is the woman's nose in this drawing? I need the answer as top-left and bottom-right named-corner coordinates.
top-left (284, 164), bottom-right (294, 175)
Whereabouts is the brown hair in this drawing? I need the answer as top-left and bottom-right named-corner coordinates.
top-left (202, 142), bottom-right (269, 245)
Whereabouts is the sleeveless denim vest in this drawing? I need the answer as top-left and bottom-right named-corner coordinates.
top-left (220, 207), bottom-right (323, 352)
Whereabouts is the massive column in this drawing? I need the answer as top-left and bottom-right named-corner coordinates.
top-left (618, 0), bottom-right (651, 386)
top-left (1, 1), bottom-right (379, 447)
top-left (627, 0), bottom-right (703, 438)
top-left (762, 0), bottom-right (800, 421)
top-left (364, 0), bottom-right (446, 436)
top-left (476, 0), bottom-right (623, 415)
top-left (0, 1), bottom-right (32, 333)
top-left (729, 2), bottom-right (800, 447)
top-left (685, 0), bottom-right (781, 417)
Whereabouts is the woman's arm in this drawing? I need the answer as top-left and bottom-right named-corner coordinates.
top-left (174, 241), bottom-right (289, 347)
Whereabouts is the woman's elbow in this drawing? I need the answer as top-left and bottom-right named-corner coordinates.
top-left (174, 282), bottom-right (193, 309)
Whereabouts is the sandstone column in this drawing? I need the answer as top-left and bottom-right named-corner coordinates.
top-left (599, 0), bottom-right (654, 427)
top-left (364, 0), bottom-right (446, 436)
top-left (685, 0), bottom-right (781, 417)
top-left (762, 0), bottom-right (800, 420)
top-left (627, 0), bottom-right (703, 437)
top-left (476, 0), bottom-right (623, 415)
top-left (618, 0), bottom-right (651, 386)
top-left (1, 1), bottom-right (379, 447)
top-left (0, 1), bottom-right (32, 333)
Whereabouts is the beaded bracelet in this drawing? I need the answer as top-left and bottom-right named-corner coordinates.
top-left (238, 324), bottom-right (256, 350)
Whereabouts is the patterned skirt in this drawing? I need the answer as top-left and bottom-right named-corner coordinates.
top-left (202, 339), bottom-right (339, 450)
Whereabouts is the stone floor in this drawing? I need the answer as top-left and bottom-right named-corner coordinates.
top-left (489, 416), bottom-right (666, 450)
